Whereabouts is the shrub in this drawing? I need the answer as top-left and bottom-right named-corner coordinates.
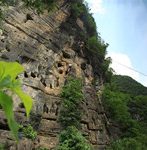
top-left (57, 77), bottom-right (92, 149)
top-left (85, 14), bottom-right (97, 37)
top-left (23, 0), bottom-right (56, 13)
top-left (57, 126), bottom-right (92, 150)
top-left (129, 95), bottom-right (147, 123)
top-left (19, 124), bottom-right (37, 140)
top-left (87, 36), bottom-right (107, 58)
top-left (59, 101), bottom-right (82, 128)
top-left (107, 138), bottom-right (144, 150)
top-left (71, 2), bottom-right (86, 18)
top-left (59, 77), bottom-right (83, 128)
top-left (0, 0), bottom-right (55, 13)
top-left (70, 1), bottom-right (97, 37)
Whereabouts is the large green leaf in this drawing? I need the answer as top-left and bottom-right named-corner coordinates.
top-left (13, 87), bottom-right (33, 117)
top-left (0, 61), bottom-right (33, 140)
top-left (0, 62), bottom-right (4, 80)
top-left (0, 76), bottom-right (11, 89)
top-left (0, 61), bottom-right (24, 81)
top-left (0, 91), bottom-right (19, 140)
top-left (0, 76), bottom-right (21, 91)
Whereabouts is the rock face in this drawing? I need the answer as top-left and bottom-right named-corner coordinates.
top-left (0, 0), bottom-right (109, 149)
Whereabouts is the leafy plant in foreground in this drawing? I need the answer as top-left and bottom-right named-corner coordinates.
top-left (0, 61), bottom-right (33, 139)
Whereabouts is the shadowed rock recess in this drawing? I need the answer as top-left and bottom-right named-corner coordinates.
top-left (0, 0), bottom-right (110, 149)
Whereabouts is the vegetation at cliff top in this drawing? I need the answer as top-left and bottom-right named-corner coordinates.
top-left (57, 77), bottom-right (92, 150)
top-left (23, 0), bottom-right (56, 13)
top-left (0, 0), bottom-right (56, 18)
top-left (69, 0), bottom-right (113, 82)
top-left (103, 75), bottom-right (147, 149)
top-left (0, 61), bottom-right (33, 140)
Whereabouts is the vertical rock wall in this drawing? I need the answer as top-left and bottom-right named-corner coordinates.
top-left (0, 1), bottom-right (109, 149)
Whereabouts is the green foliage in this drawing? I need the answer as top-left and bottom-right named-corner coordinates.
top-left (0, 61), bottom-right (33, 139)
top-left (19, 124), bottom-right (37, 140)
top-left (103, 76), bottom-right (147, 149)
top-left (23, 0), bottom-right (56, 13)
top-left (70, 1), bottom-right (97, 36)
top-left (57, 77), bottom-right (92, 149)
top-left (65, 1), bottom-right (112, 80)
top-left (129, 95), bottom-right (147, 124)
top-left (59, 77), bottom-right (83, 128)
top-left (0, 0), bottom-right (56, 18)
top-left (71, 2), bottom-right (86, 18)
top-left (85, 14), bottom-right (97, 37)
top-left (101, 57), bottom-right (113, 81)
top-left (0, 92), bottom-right (19, 139)
top-left (59, 101), bottom-right (81, 128)
top-left (61, 77), bottom-right (83, 103)
top-left (111, 75), bottom-right (147, 96)
top-left (87, 36), bottom-right (107, 58)
top-left (0, 144), bottom-right (4, 150)
top-left (107, 138), bottom-right (144, 150)
top-left (86, 35), bottom-right (110, 78)
top-left (83, 10), bottom-right (110, 77)
top-left (57, 126), bottom-right (92, 150)
top-left (0, 1), bottom-right (14, 22)
top-left (103, 88), bottom-right (131, 126)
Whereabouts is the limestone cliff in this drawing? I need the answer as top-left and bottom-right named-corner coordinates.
top-left (0, 0), bottom-right (109, 149)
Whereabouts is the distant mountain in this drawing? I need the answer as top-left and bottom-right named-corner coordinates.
top-left (111, 75), bottom-right (147, 96)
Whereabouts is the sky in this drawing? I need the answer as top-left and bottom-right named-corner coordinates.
top-left (85, 0), bottom-right (147, 86)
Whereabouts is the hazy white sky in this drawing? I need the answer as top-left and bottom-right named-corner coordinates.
top-left (85, 0), bottom-right (147, 86)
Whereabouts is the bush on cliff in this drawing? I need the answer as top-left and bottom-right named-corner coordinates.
top-left (57, 77), bottom-right (92, 150)
top-left (57, 126), bottom-right (91, 150)
top-left (59, 77), bottom-right (83, 128)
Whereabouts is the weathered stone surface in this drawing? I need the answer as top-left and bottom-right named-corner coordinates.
top-left (17, 139), bottom-right (34, 150)
top-left (81, 86), bottom-right (110, 148)
top-left (62, 48), bottom-right (75, 59)
top-left (39, 119), bottom-right (60, 136)
top-left (37, 135), bottom-right (58, 149)
top-left (76, 18), bottom-right (84, 30)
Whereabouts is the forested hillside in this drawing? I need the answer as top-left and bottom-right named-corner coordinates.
top-left (112, 75), bottom-right (147, 96)
top-left (103, 75), bottom-right (147, 149)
